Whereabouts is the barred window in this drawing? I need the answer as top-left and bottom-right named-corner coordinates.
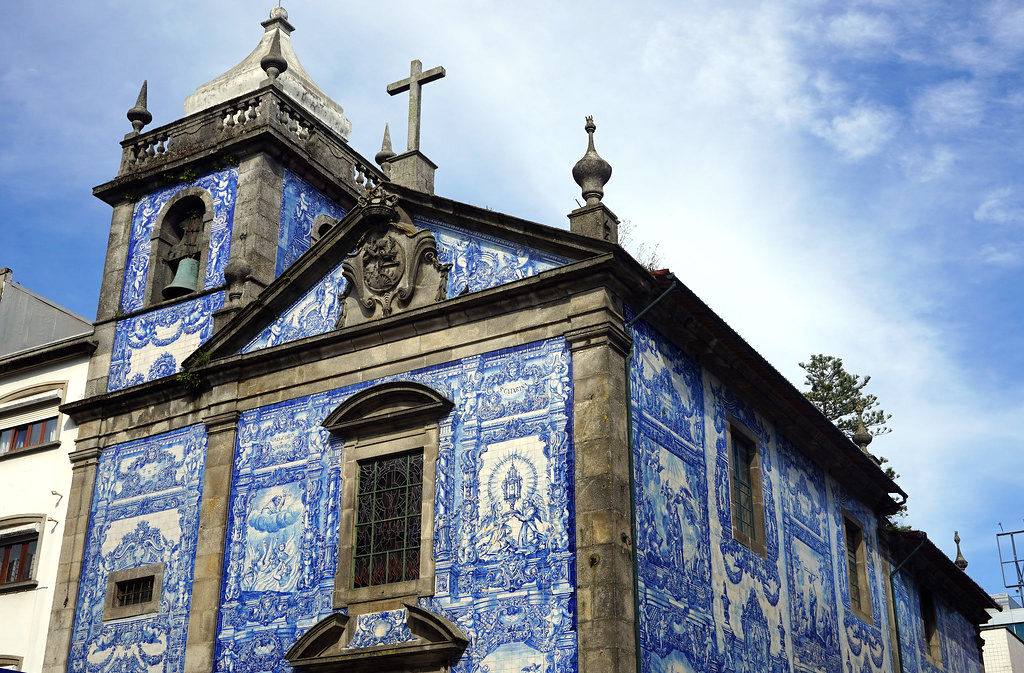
top-left (845, 518), bottom-right (863, 611)
top-left (115, 576), bottom-right (155, 607)
top-left (353, 451), bottom-right (423, 588)
top-left (731, 432), bottom-right (757, 541)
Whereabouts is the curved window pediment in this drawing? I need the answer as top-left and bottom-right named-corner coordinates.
top-left (322, 381), bottom-right (452, 438)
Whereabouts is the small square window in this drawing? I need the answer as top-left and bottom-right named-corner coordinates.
top-left (115, 576), bottom-right (154, 607)
top-left (0, 536), bottom-right (37, 586)
top-left (104, 563), bottom-right (164, 620)
top-left (727, 423), bottom-right (765, 556)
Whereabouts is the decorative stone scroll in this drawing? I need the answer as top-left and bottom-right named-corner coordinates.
top-left (336, 187), bottom-right (450, 328)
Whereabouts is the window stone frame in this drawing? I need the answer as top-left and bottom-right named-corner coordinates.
top-left (725, 418), bottom-right (767, 557)
top-left (322, 382), bottom-right (452, 612)
top-left (842, 511), bottom-right (874, 625)
top-left (0, 654), bottom-right (24, 670)
top-left (102, 562), bottom-right (165, 621)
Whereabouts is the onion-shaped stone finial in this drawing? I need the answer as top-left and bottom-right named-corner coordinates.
top-left (375, 123), bottom-right (396, 167)
top-left (852, 406), bottom-right (872, 452)
top-left (572, 116), bottom-right (612, 206)
top-left (954, 531), bottom-right (968, 570)
top-left (261, 29), bottom-right (288, 81)
top-left (127, 80), bottom-right (152, 135)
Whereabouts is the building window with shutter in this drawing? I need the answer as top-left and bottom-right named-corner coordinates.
top-left (843, 514), bottom-right (873, 623)
top-left (920, 586), bottom-right (943, 666)
top-left (727, 422), bottom-right (766, 556)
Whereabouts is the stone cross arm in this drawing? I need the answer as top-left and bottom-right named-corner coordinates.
top-left (387, 59), bottom-right (446, 152)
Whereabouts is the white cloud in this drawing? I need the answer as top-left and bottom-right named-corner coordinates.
top-left (812, 103), bottom-right (900, 160)
top-left (826, 11), bottom-right (897, 51)
top-left (976, 242), bottom-right (1024, 266)
top-left (899, 145), bottom-right (956, 182)
top-left (974, 187), bottom-right (1024, 226)
top-left (913, 79), bottom-right (986, 130)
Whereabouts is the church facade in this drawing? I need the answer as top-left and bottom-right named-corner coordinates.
top-left (45, 8), bottom-right (995, 673)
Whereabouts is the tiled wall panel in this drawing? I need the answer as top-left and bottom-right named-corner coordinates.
top-left (108, 292), bottom-right (224, 391)
top-left (276, 170), bottom-right (347, 277)
top-left (67, 425), bottom-right (207, 673)
top-left (628, 316), bottom-right (981, 673)
top-left (242, 219), bottom-right (569, 353)
top-left (214, 338), bottom-right (576, 673)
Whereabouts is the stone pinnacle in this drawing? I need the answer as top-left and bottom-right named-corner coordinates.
top-left (261, 29), bottom-right (288, 80)
top-left (572, 116), bottom-right (612, 206)
top-left (127, 80), bottom-right (152, 135)
top-left (375, 123), bottom-right (396, 167)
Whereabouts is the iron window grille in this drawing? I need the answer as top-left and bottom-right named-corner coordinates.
top-left (353, 451), bottom-right (424, 588)
top-left (730, 431), bottom-right (757, 541)
top-left (115, 575), bottom-right (155, 607)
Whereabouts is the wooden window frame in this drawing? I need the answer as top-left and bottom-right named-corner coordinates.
top-left (0, 515), bottom-right (45, 594)
top-left (842, 512), bottom-right (873, 624)
top-left (726, 420), bottom-right (766, 557)
top-left (0, 416), bottom-right (59, 456)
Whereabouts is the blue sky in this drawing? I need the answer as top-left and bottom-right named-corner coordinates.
top-left (2, 1), bottom-right (1023, 597)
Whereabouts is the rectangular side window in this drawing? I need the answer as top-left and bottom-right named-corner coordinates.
top-left (843, 514), bottom-right (873, 623)
top-left (727, 423), bottom-right (765, 555)
top-left (920, 587), bottom-right (942, 666)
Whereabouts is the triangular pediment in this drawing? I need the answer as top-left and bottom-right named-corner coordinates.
top-left (285, 605), bottom-right (468, 673)
top-left (185, 183), bottom-right (611, 365)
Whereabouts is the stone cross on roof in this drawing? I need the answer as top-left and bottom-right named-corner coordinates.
top-left (387, 59), bottom-right (445, 152)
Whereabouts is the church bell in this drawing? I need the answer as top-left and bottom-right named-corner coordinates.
top-left (162, 257), bottom-right (200, 300)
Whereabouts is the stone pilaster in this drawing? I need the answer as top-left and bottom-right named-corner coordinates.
top-left (42, 440), bottom-right (102, 673)
top-left (213, 152), bottom-right (283, 333)
top-left (184, 409), bottom-right (241, 673)
top-left (85, 200), bottom-right (136, 396)
top-left (235, 153), bottom-right (283, 288)
top-left (566, 292), bottom-right (637, 673)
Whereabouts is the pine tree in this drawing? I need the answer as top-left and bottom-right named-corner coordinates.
top-left (799, 354), bottom-right (907, 527)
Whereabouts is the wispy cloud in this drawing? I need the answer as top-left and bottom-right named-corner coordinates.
top-left (913, 79), bottom-right (986, 131)
top-left (812, 103), bottom-right (900, 160)
top-left (825, 11), bottom-right (897, 51)
top-left (974, 187), bottom-right (1024, 226)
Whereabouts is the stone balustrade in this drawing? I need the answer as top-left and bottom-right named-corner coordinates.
top-left (116, 87), bottom-right (383, 194)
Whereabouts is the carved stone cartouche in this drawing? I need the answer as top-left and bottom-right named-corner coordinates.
top-left (337, 217), bottom-right (450, 329)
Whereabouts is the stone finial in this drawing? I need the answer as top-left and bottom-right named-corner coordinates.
top-left (262, 4), bottom-right (295, 34)
top-left (261, 29), bottom-right (288, 81)
top-left (223, 257), bottom-right (252, 306)
top-left (127, 80), bottom-right (152, 136)
top-left (375, 123), bottom-right (396, 168)
top-left (954, 531), bottom-right (968, 570)
top-left (852, 406), bottom-right (872, 452)
top-left (572, 116), bottom-right (612, 206)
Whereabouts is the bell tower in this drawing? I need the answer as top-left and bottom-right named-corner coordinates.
top-left (85, 6), bottom-right (385, 397)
